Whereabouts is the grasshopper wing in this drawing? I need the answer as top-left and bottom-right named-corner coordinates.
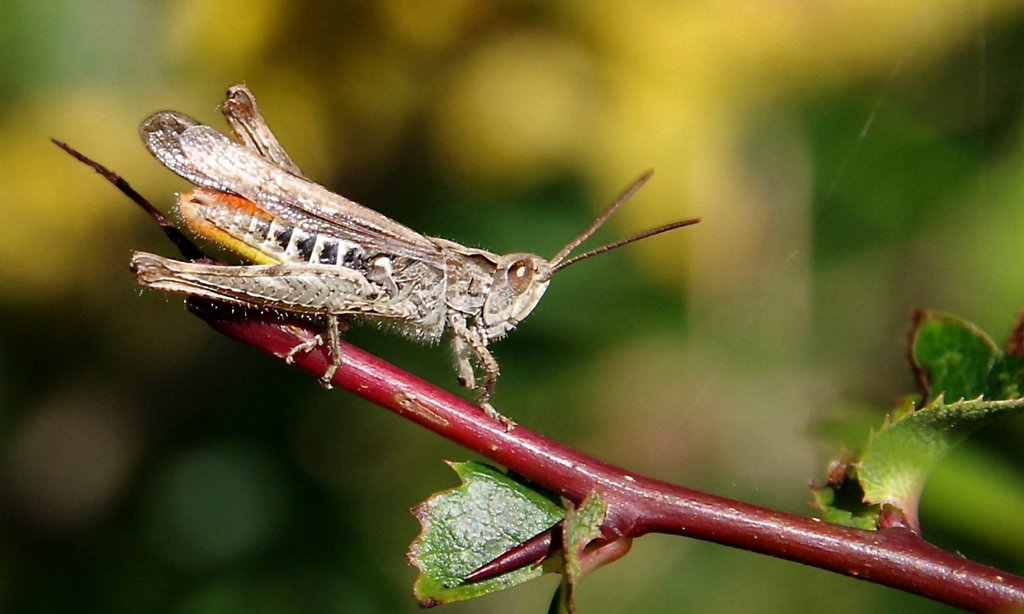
top-left (220, 84), bottom-right (305, 178)
top-left (139, 110), bottom-right (444, 268)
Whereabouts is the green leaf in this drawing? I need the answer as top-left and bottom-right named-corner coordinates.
top-left (858, 396), bottom-right (1024, 529)
top-left (408, 462), bottom-right (563, 606)
top-left (909, 311), bottom-right (1024, 402)
top-left (816, 312), bottom-right (1024, 530)
top-left (563, 491), bottom-right (607, 583)
top-left (548, 491), bottom-right (610, 614)
top-left (811, 463), bottom-right (880, 530)
top-left (910, 312), bottom-right (1001, 402)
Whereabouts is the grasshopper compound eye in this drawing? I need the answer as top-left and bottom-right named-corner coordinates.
top-left (507, 259), bottom-right (535, 295)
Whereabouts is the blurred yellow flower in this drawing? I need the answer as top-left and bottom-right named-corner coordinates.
top-left (432, 31), bottom-right (596, 183)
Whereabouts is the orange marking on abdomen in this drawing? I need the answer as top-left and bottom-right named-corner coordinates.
top-left (177, 188), bottom-right (281, 265)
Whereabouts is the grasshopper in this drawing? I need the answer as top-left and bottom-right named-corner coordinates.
top-left (128, 85), bottom-right (699, 426)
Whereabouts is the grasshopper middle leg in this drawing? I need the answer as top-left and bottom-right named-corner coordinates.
top-left (284, 315), bottom-right (352, 388)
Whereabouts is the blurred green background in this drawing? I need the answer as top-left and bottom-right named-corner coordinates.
top-left (1, 1), bottom-right (1023, 612)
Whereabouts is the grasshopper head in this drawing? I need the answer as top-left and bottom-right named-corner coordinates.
top-left (482, 171), bottom-right (699, 340)
top-left (481, 253), bottom-right (553, 336)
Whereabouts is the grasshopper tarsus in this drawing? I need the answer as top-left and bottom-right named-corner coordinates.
top-left (283, 334), bottom-right (323, 365)
top-left (319, 367), bottom-right (336, 390)
top-left (281, 331), bottom-right (339, 389)
top-left (481, 402), bottom-right (517, 431)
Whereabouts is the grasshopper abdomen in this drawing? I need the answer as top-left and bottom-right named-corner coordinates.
top-left (178, 188), bottom-right (367, 270)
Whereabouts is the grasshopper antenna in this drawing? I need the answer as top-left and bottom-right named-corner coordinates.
top-left (51, 138), bottom-right (207, 262)
top-left (550, 217), bottom-right (700, 274)
top-left (547, 169), bottom-right (700, 275)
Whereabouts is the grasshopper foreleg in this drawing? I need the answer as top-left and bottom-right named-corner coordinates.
top-left (449, 313), bottom-right (514, 430)
top-left (450, 318), bottom-right (476, 390)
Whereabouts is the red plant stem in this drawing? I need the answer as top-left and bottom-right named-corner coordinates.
top-left (200, 308), bottom-right (1024, 613)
